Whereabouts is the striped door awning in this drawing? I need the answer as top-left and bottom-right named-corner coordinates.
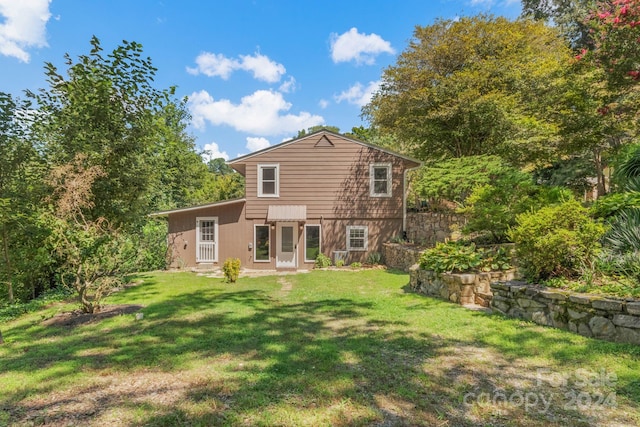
top-left (267, 205), bottom-right (307, 222)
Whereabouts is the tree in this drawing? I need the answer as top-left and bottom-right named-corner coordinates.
top-left (586, 0), bottom-right (640, 87)
top-left (0, 93), bottom-right (51, 304)
top-left (296, 125), bottom-right (340, 138)
top-left (521, 0), bottom-right (597, 49)
top-left (31, 36), bottom-right (176, 228)
top-left (363, 16), bottom-right (572, 164)
top-left (47, 155), bottom-right (134, 313)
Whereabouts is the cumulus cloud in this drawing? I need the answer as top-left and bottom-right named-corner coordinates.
top-left (188, 89), bottom-right (324, 136)
top-left (246, 136), bottom-right (270, 152)
top-left (201, 141), bottom-right (229, 162)
top-left (187, 51), bottom-right (286, 83)
top-left (0, 0), bottom-right (52, 62)
top-left (334, 81), bottom-right (381, 107)
top-left (318, 99), bottom-right (329, 109)
top-left (330, 27), bottom-right (394, 65)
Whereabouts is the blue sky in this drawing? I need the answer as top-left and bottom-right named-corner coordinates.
top-left (0, 0), bottom-right (521, 161)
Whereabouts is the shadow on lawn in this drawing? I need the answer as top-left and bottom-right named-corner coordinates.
top-left (2, 279), bottom-right (640, 426)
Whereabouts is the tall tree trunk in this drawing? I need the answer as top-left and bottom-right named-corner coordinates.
top-left (593, 149), bottom-right (607, 198)
top-left (1, 224), bottom-right (14, 304)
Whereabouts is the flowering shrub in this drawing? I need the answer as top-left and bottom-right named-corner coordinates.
top-left (585, 0), bottom-right (640, 85)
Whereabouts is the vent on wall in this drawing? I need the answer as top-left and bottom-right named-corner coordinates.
top-left (314, 135), bottom-right (334, 148)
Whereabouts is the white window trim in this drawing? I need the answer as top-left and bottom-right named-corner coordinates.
top-left (346, 225), bottom-right (368, 252)
top-left (196, 216), bottom-right (218, 263)
top-left (370, 163), bottom-right (392, 197)
top-left (257, 163), bottom-right (280, 198)
top-left (304, 224), bottom-right (322, 262)
top-left (254, 224), bottom-right (271, 263)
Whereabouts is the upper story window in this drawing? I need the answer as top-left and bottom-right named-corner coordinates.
top-left (370, 163), bottom-right (392, 197)
top-left (258, 164), bottom-right (279, 197)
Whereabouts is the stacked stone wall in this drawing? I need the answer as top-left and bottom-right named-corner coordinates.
top-left (409, 266), bottom-right (515, 307)
top-left (405, 212), bottom-right (465, 246)
top-left (382, 243), bottom-right (423, 272)
top-left (491, 281), bottom-right (640, 345)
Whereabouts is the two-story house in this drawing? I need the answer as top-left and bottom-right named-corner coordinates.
top-left (155, 130), bottom-right (421, 270)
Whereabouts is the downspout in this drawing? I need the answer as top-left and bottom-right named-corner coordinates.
top-left (403, 165), bottom-right (421, 238)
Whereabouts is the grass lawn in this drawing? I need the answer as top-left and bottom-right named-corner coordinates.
top-left (1, 269), bottom-right (639, 426)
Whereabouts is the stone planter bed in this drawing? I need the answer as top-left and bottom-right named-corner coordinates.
top-left (409, 265), bottom-right (516, 307)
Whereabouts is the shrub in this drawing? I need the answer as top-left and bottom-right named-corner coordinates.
top-left (459, 170), bottom-right (571, 243)
top-left (479, 246), bottom-right (513, 272)
top-left (419, 242), bottom-right (483, 273)
top-left (419, 241), bottom-right (514, 274)
top-left (509, 200), bottom-right (606, 281)
top-left (591, 192), bottom-right (640, 219)
top-left (350, 262), bottom-right (362, 269)
top-left (366, 252), bottom-right (382, 265)
top-left (335, 259), bottom-right (345, 268)
top-left (222, 258), bottom-right (241, 283)
top-left (314, 253), bottom-right (332, 268)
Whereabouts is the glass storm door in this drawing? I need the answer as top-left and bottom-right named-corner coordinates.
top-left (276, 222), bottom-right (297, 268)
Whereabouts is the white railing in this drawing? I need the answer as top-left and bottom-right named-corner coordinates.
top-left (198, 242), bottom-right (216, 262)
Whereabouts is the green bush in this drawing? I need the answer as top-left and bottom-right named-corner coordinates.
top-left (459, 170), bottom-right (571, 243)
top-left (314, 253), bottom-right (332, 268)
top-left (509, 200), bottom-right (606, 281)
top-left (590, 192), bottom-right (640, 219)
top-left (350, 262), bottom-right (362, 269)
top-left (222, 258), bottom-right (241, 283)
top-left (419, 241), bottom-right (514, 274)
top-left (335, 259), bottom-right (345, 268)
top-left (366, 252), bottom-right (382, 265)
top-left (419, 242), bottom-right (483, 273)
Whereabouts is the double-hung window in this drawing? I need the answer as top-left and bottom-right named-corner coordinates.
top-left (370, 163), bottom-right (392, 197)
top-left (258, 164), bottom-right (279, 197)
top-left (347, 225), bottom-right (368, 251)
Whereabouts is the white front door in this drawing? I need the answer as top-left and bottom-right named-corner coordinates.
top-left (276, 222), bottom-right (297, 268)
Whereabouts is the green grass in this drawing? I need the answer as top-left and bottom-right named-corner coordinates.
top-left (1, 269), bottom-right (639, 426)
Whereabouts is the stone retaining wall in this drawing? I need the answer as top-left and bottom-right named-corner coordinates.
top-left (406, 212), bottom-right (465, 246)
top-left (410, 266), bottom-right (515, 307)
top-left (491, 281), bottom-right (640, 345)
top-left (383, 243), bottom-right (423, 272)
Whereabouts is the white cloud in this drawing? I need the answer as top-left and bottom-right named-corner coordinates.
top-left (334, 81), bottom-right (381, 107)
top-left (188, 89), bottom-right (324, 136)
top-left (0, 0), bottom-right (51, 62)
top-left (187, 52), bottom-right (286, 83)
top-left (239, 53), bottom-right (286, 83)
top-left (279, 76), bottom-right (296, 93)
top-left (186, 52), bottom-right (237, 79)
top-left (201, 141), bottom-right (229, 162)
top-left (330, 27), bottom-right (394, 65)
top-left (318, 99), bottom-right (329, 109)
top-left (246, 136), bottom-right (270, 152)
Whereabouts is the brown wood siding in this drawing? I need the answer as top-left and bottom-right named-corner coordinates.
top-left (167, 202), bottom-right (250, 268)
top-left (242, 134), bottom-right (415, 220)
top-left (321, 218), bottom-right (403, 264)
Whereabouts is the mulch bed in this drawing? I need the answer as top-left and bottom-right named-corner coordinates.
top-left (41, 304), bottom-right (145, 328)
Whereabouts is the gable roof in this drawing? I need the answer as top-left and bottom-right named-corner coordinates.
top-left (227, 130), bottom-right (421, 167)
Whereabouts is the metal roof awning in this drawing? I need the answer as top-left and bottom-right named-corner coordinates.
top-left (267, 205), bottom-right (307, 222)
